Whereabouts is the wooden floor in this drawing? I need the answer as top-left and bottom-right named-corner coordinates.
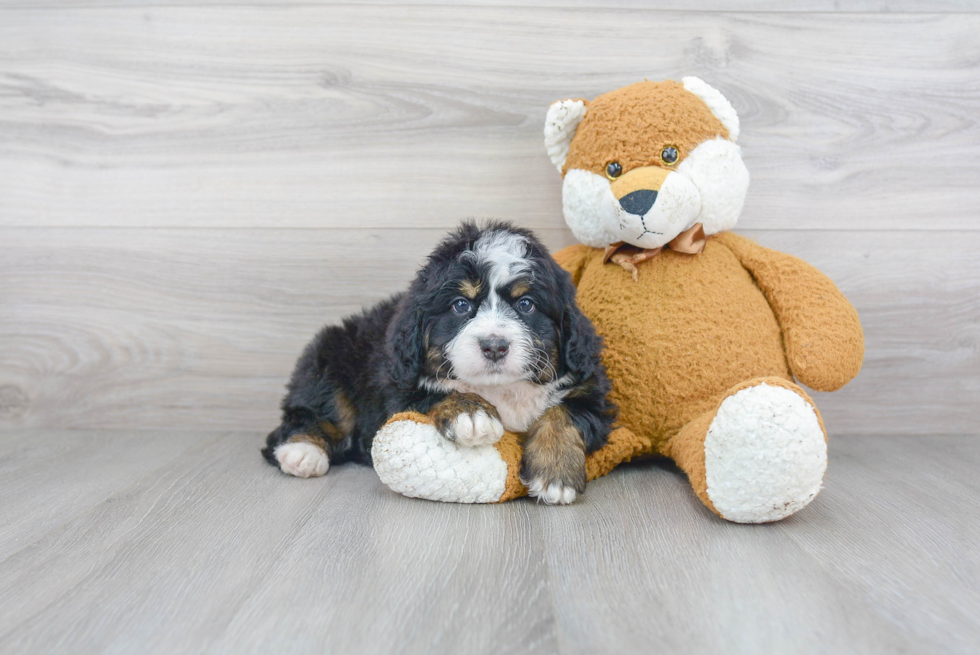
top-left (0, 431), bottom-right (976, 654)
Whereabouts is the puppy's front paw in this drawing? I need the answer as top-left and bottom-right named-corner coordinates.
top-left (525, 478), bottom-right (579, 505)
top-left (521, 449), bottom-right (585, 505)
top-left (520, 405), bottom-right (586, 505)
top-left (275, 442), bottom-right (329, 478)
top-left (430, 393), bottom-right (505, 447)
top-left (447, 410), bottom-right (505, 447)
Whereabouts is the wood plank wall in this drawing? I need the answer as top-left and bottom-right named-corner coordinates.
top-left (1, 2), bottom-right (978, 437)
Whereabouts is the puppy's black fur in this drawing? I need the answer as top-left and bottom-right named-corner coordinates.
top-left (263, 221), bottom-right (617, 487)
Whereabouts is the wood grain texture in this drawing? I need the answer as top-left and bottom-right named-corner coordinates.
top-left (0, 428), bottom-right (212, 560)
top-left (1, 8), bottom-right (978, 231)
top-left (539, 435), bottom-right (980, 654)
top-left (0, 431), bottom-right (977, 654)
top-left (0, 429), bottom-right (557, 655)
top-left (2, 227), bottom-right (977, 435)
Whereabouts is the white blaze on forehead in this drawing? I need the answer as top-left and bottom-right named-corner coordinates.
top-left (473, 229), bottom-right (531, 292)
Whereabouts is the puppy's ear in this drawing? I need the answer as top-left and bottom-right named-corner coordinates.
top-left (555, 267), bottom-right (603, 381)
top-left (385, 297), bottom-right (424, 389)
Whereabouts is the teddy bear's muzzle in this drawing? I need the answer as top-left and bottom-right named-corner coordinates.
top-left (604, 166), bottom-right (701, 249)
top-left (618, 189), bottom-right (658, 216)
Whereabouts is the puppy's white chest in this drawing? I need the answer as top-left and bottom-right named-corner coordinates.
top-left (455, 380), bottom-right (568, 433)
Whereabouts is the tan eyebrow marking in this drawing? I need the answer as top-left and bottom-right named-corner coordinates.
top-left (459, 280), bottom-right (482, 299)
top-left (510, 281), bottom-right (531, 298)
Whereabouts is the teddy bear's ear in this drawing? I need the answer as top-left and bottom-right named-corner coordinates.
top-left (544, 99), bottom-right (588, 172)
top-left (681, 77), bottom-right (740, 143)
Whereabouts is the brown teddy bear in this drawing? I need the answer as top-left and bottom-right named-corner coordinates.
top-left (372, 77), bottom-right (864, 523)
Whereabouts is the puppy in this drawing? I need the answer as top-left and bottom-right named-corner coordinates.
top-left (262, 221), bottom-right (617, 503)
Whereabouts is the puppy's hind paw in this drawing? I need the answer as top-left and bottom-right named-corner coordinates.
top-left (275, 442), bottom-right (329, 478)
top-left (526, 478), bottom-right (577, 505)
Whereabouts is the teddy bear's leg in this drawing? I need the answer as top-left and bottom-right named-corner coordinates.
top-left (372, 412), bottom-right (650, 503)
top-left (665, 377), bottom-right (828, 523)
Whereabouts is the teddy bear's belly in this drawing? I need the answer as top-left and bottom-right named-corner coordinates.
top-left (576, 243), bottom-right (791, 450)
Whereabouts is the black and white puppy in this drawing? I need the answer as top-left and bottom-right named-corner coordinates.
top-left (262, 221), bottom-right (617, 503)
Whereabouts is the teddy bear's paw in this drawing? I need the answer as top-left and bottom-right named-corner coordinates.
top-left (704, 383), bottom-right (827, 523)
top-left (275, 442), bottom-right (330, 478)
top-left (372, 419), bottom-right (508, 503)
top-left (444, 410), bottom-right (505, 447)
top-left (525, 479), bottom-right (577, 505)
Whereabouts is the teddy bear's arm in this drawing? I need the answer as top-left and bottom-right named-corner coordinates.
top-left (714, 232), bottom-right (864, 392)
top-left (552, 244), bottom-right (593, 286)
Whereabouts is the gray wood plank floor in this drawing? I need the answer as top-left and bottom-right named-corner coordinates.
top-left (0, 432), bottom-right (977, 654)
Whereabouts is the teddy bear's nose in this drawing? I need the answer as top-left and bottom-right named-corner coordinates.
top-left (619, 189), bottom-right (658, 216)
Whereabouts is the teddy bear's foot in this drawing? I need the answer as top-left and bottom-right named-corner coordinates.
top-left (670, 378), bottom-right (827, 523)
top-left (372, 412), bottom-right (513, 503)
top-left (706, 381), bottom-right (827, 523)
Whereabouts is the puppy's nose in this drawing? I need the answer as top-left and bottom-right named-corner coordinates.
top-left (479, 336), bottom-right (510, 362)
top-left (619, 189), bottom-right (658, 216)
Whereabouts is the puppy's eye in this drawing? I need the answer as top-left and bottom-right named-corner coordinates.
top-left (661, 145), bottom-right (679, 166)
top-left (452, 298), bottom-right (472, 315)
top-left (605, 162), bottom-right (623, 180)
top-left (516, 297), bottom-right (535, 314)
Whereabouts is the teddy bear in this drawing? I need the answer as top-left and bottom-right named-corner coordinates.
top-left (371, 77), bottom-right (864, 523)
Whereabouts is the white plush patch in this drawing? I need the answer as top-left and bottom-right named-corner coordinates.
top-left (372, 419), bottom-right (508, 503)
top-left (446, 409), bottom-right (505, 447)
top-left (562, 169), bottom-right (620, 248)
top-left (544, 99), bottom-right (587, 171)
top-left (682, 76), bottom-right (740, 142)
top-left (275, 442), bottom-right (329, 478)
top-left (526, 478), bottom-right (576, 505)
top-left (704, 383), bottom-right (827, 523)
top-left (676, 137), bottom-right (749, 236)
top-left (602, 170), bottom-right (701, 249)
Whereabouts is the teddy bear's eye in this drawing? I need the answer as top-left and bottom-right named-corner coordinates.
top-left (661, 146), bottom-right (679, 166)
top-left (606, 162), bottom-right (623, 180)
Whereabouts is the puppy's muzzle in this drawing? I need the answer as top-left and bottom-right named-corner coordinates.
top-left (479, 336), bottom-right (510, 363)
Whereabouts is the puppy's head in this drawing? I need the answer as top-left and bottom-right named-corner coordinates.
top-left (386, 221), bottom-right (602, 391)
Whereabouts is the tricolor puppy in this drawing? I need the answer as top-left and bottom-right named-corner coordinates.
top-left (263, 221), bottom-right (617, 504)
